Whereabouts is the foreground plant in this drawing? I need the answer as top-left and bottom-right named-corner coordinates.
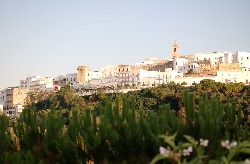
top-left (150, 133), bottom-right (208, 164)
top-left (218, 140), bottom-right (250, 164)
top-left (151, 133), bottom-right (250, 164)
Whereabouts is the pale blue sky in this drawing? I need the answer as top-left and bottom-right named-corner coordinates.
top-left (0, 0), bottom-right (250, 88)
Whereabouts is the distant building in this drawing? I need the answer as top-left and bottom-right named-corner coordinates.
top-left (77, 66), bottom-right (90, 83)
top-left (66, 73), bottom-right (77, 84)
top-left (0, 88), bottom-right (6, 108)
top-left (172, 39), bottom-right (179, 59)
top-left (20, 76), bottom-right (53, 90)
top-left (217, 67), bottom-right (250, 84)
top-left (156, 68), bottom-right (183, 85)
top-left (53, 75), bottom-right (66, 87)
top-left (4, 87), bottom-right (30, 118)
top-left (89, 71), bottom-right (102, 80)
top-left (101, 65), bottom-right (119, 78)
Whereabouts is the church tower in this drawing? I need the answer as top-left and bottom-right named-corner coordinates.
top-left (172, 39), bottom-right (179, 59)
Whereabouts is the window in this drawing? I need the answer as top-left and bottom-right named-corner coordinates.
top-left (74, 78), bottom-right (75, 81)
top-left (222, 74), bottom-right (223, 76)
top-left (71, 78), bottom-right (72, 81)
top-left (241, 56), bottom-right (243, 60)
top-left (246, 80), bottom-right (249, 83)
top-left (228, 74), bottom-right (230, 76)
top-left (163, 75), bottom-right (164, 79)
top-left (176, 62), bottom-right (177, 65)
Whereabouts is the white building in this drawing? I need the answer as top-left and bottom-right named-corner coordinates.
top-left (216, 67), bottom-right (250, 84)
top-left (3, 105), bottom-right (23, 118)
top-left (66, 73), bottom-right (77, 84)
top-left (54, 75), bottom-right (66, 81)
top-left (0, 89), bottom-right (6, 108)
top-left (91, 76), bottom-right (122, 88)
top-left (101, 65), bottom-right (119, 78)
top-left (120, 69), bottom-right (157, 87)
top-left (89, 71), bottom-right (102, 81)
top-left (232, 51), bottom-right (250, 65)
top-left (133, 56), bottom-right (160, 67)
top-left (140, 77), bottom-right (158, 86)
top-left (223, 51), bottom-right (250, 68)
top-left (20, 76), bottom-right (54, 91)
top-left (170, 76), bottom-right (217, 86)
top-left (194, 52), bottom-right (224, 65)
top-left (156, 68), bottom-right (183, 85)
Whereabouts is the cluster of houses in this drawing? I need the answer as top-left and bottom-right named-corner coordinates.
top-left (1, 40), bottom-right (250, 117)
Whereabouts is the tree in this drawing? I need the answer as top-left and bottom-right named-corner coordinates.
top-left (187, 69), bottom-right (194, 74)
top-left (65, 82), bottom-right (71, 90)
top-left (192, 82), bottom-right (197, 85)
top-left (125, 83), bottom-right (130, 87)
top-left (152, 83), bottom-right (156, 87)
top-left (98, 89), bottom-right (107, 101)
top-left (81, 87), bottom-right (86, 90)
top-left (181, 81), bottom-right (187, 85)
top-left (161, 83), bottom-right (167, 88)
top-left (132, 84), bottom-right (136, 87)
top-left (117, 84), bottom-right (121, 88)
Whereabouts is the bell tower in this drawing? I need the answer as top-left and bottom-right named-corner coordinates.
top-left (172, 39), bottom-right (179, 59)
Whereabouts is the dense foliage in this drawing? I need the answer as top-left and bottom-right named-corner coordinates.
top-left (1, 86), bottom-right (250, 163)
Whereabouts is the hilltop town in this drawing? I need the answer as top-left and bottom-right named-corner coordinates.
top-left (1, 40), bottom-right (250, 118)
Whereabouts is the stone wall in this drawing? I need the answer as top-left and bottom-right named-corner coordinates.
top-left (131, 61), bottom-right (173, 72)
top-left (218, 63), bottom-right (241, 71)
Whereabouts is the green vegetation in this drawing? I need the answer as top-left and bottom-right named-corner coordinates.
top-left (1, 80), bottom-right (250, 163)
top-left (187, 69), bottom-right (194, 74)
top-left (181, 81), bottom-right (187, 85)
